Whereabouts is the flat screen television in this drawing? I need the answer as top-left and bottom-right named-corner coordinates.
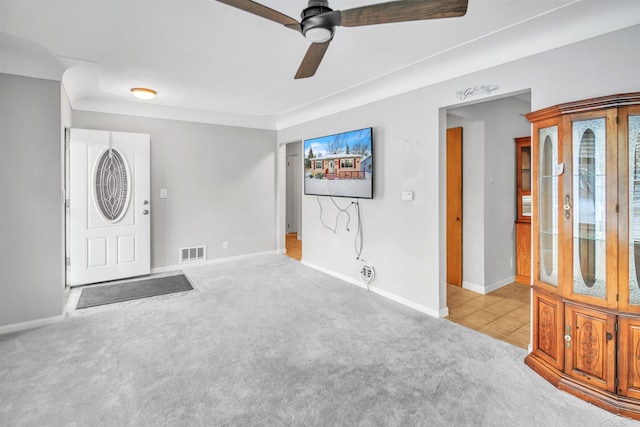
top-left (304, 127), bottom-right (373, 199)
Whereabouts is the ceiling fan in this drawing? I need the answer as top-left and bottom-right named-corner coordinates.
top-left (216, 0), bottom-right (469, 79)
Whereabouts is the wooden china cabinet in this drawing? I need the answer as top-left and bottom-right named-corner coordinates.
top-left (515, 136), bottom-right (532, 283)
top-left (525, 93), bottom-right (640, 419)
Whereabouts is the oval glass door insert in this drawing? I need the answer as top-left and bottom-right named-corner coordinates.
top-left (93, 147), bottom-right (131, 223)
top-left (573, 119), bottom-right (606, 299)
top-left (539, 126), bottom-right (558, 286)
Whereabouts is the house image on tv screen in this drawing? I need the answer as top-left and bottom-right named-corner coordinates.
top-left (304, 127), bottom-right (373, 199)
top-left (310, 154), bottom-right (366, 179)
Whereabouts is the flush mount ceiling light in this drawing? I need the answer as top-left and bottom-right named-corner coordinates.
top-left (130, 87), bottom-right (157, 100)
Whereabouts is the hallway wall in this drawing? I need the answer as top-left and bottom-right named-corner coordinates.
top-left (0, 73), bottom-right (65, 327)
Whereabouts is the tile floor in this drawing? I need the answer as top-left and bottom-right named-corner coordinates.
top-left (446, 282), bottom-right (531, 349)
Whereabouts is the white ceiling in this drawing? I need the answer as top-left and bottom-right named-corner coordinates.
top-left (1, 0), bottom-right (639, 129)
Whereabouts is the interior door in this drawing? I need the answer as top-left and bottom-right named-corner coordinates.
top-left (68, 128), bottom-right (151, 286)
top-left (447, 127), bottom-right (463, 286)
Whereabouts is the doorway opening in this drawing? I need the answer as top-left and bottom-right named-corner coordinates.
top-left (285, 141), bottom-right (302, 261)
top-left (443, 91), bottom-right (532, 348)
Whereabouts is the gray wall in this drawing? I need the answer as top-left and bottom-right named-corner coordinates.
top-left (0, 73), bottom-right (64, 326)
top-left (72, 111), bottom-right (277, 269)
top-left (277, 25), bottom-right (640, 316)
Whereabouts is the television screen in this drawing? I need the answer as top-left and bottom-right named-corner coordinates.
top-left (304, 127), bottom-right (373, 199)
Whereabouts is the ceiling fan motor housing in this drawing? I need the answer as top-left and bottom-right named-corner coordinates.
top-left (301, 0), bottom-right (340, 42)
top-left (302, 0), bottom-right (332, 19)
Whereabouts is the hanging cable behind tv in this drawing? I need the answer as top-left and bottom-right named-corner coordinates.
top-left (317, 196), bottom-right (364, 260)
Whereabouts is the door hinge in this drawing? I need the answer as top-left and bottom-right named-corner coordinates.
top-left (616, 204), bottom-right (620, 213)
top-left (615, 322), bottom-right (619, 332)
top-left (615, 377), bottom-right (619, 390)
top-left (616, 116), bottom-right (619, 124)
top-left (616, 293), bottom-right (619, 302)
top-left (66, 257), bottom-right (71, 267)
top-left (65, 128), bottom-right (71, 145)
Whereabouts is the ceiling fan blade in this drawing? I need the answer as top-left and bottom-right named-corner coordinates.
top-left (215, 0), bottom-right (301, 32)
top-left (295, 41), bottom-right (331, 79)
top-left (339, 0), bottom-right (468, 27)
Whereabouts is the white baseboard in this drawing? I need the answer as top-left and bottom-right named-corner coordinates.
top-left (373, 286), bottom-right (448, 318)
top-left (301, 260), bottom-right (445, 318)
top-left (487, 276), bottom-right (516, 293)
top-left (0, 315), bottom-right (65, 336)
top-left (151, 250), bottom-right (278, 274)
top-left (463, 276), bottom-right (516, 295)
top-left (461, 280), bottom-right (482, 293)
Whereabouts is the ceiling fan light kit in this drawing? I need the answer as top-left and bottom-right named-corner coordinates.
top-left (304, 27), bottom-right (333, 43)
top-left (215, 0), bottom-right (468, 79)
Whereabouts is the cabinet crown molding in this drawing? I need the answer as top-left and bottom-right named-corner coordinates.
top-left (526, 92), bottom-right (640, 122)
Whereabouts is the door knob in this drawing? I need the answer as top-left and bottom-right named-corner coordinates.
top-left (142, 210), bottom-right (149, 215)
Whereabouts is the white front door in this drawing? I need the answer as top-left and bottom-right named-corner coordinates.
top-left (68, 128), bottom-right (150, 286)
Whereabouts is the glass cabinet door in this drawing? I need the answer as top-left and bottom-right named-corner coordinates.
top-left (539, 126), bottom-right (559, 287)
top-left (521, 146), bottom-right (531, 193)
top-left (629, 114), bottom-right (640, 305)
top-left (521, 145), bottom-right (532, 217)
top-left (517, 137), bottom-right (532, 220)
top-left (572, 118), bottom-right (607, 300)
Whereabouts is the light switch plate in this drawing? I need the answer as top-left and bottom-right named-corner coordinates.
top-left (402, 191), bottom-right (414, 201)
top-left (160, 188), bottom-right (168, 199)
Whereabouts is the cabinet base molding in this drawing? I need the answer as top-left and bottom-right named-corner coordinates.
top-left (526, 353), bottom-right (640, 420)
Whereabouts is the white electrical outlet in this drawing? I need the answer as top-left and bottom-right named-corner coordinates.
top-left (222, 241), bottom-right (228, 249)
top-left (160, 188), bottom-right (168, 199)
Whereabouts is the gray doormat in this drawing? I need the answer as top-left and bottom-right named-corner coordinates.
top-left (76, 274), bottom-right (193, 309)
